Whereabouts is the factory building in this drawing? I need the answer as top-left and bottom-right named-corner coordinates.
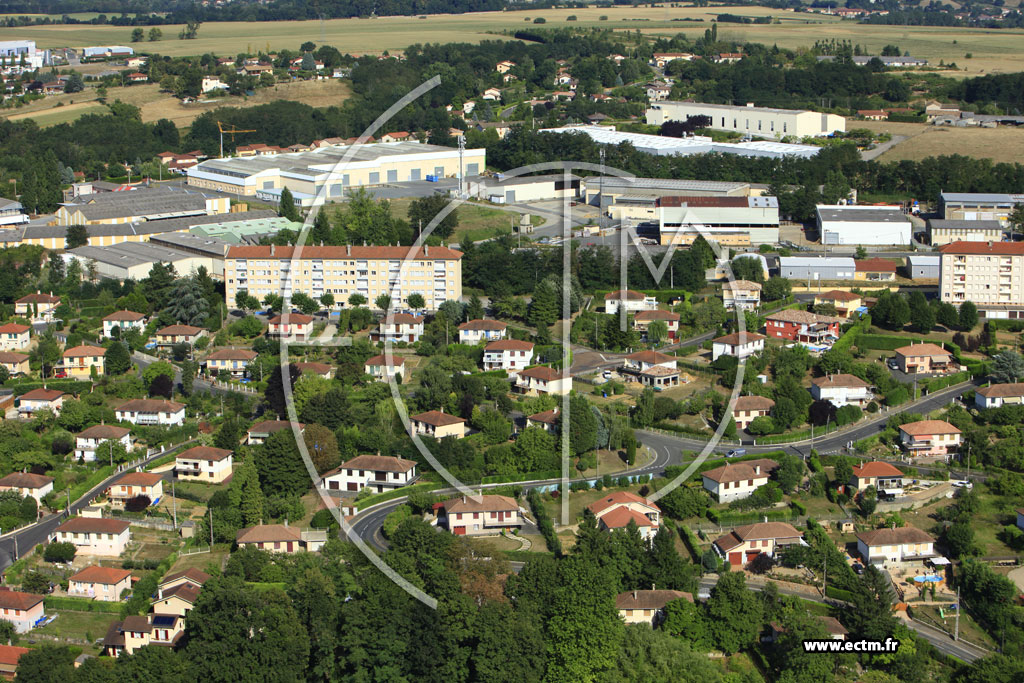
top-left (645, 101), bottom-right (846, 139)
top-left (939, 193), bottom-right (1024, 225)
top-left (649, 196), bottom-right (780, 246)
top-left (815, 205), bottom-right (912, 246)
top-left (778, 256), bottom-right (857, 282)
top-left (541, 126), bottom-right (823, 160)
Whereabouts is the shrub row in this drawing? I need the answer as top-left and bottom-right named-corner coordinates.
top-left (44, 596), bottom-right (122, 613)
top-left (527, 489), bottom-right (561, 555)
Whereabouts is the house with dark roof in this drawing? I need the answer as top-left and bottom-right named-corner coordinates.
top-left (16, 387), bottom-right (66, 416)
top-left (712, 331), bottom-right (766, 361)
top-left (158, 568), bottom-right (210, 598)
top-left (437, 494), bottom-right (521, 536)
top-left (632, 309), bottom-right (681, 341)
top-left (713, 521), bottom-right (805, 567)
top-left (458, 319), bottom-right (507, 344)
top-left (151, 581), bottom-right (201, 618)
top-left (587, 491), bottom-right (661, 540)
top-left (236, 523), bottom-right (327, 553)
top-left (616, 589), bottom-right (692, 626)
top-left (320, 454), bottom-right (417, 493)
top-left (702, 459), bottom-right (779, 502)
top-left (0, 592), bottom-right (44, 633)
top-left (526, 407), bottom-right (560, 432)
top-left (154, 324), bottom-right (206, 348)
top-left (410, 410), bottom-right (466, 439)
top-left (75, 423), bottom-right (133, 462)
top-left (732, 395), bottom-right (775, 430)
top-left (246, 420), bottom-right (303, 445)
top-left (0, 323), bottom-right (30, 351)
top-left (103, 612), bottom-right (185, 657)
top-left (364, 354), bottom-right (404, 380)
top-left (856, 526), bottom-right (936, 566)
top-left (115, 398), bottom-right (185, 426)
top-left (0, 472), bottom-right (54, 502)
top-left (974, 382), bottom-right (1024, 409)
top-left (810, 374), bottom-right (874, 407)
top-left (765, 309), bottom-right (842, 344)
top-left (483, 339), bottom-right (535, 374)
top-left (52, 517), bottom-right (131, 556)
top-left (14, 291), bottom-right (59, 321)
top-left (0, 351), bottom-right (29, 377)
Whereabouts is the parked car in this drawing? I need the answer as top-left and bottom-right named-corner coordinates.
top-left (887, 358), bottom-right (899, 370)
top-left (53, 370), bottom-right (67, 378)
top-left (726, 449), bottom-right (746, 458)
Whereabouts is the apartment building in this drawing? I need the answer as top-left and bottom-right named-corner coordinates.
top-left (940, 241), bottom-right (1024, 318)
top-left (224, 244), bottom-right (462, 312)
top-left (482, 340), bottom-right (534, 374)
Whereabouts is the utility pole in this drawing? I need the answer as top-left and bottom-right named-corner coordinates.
top-left (209, 508), bottom-right (214, 546)
top-left (598, 148), bottom-right (606, 230)
top-left (823, 550), bottom-right (827, 596)
top-left (109, 440), bottom-right (113, 469)
top-left (171, 479), bottom-right (177, 529)
top-left (66, 489), bottom-right (70, 515)
top-left (457, 134), bottom-right (465, 199)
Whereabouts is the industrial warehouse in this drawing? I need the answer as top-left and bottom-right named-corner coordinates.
top-left (186, 141), bottom-right (486, 199)
top-left (541, 125), bottom-right (824, 159)
top-left (645, 101), bottom-right (847, 139)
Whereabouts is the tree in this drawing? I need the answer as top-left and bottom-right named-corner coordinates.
top-left (303, 424), bottom-right (340, 474)
top-left (858, 485), bottom-right (878, 516)
top-left (909, 291), bottom-right (935, 333)
top-left (374, 294), bottom-right (391, 311)
top-left (347, 293), bottom-right (367, 307)
top-left (163, 277), bottom-right (209, 326)
top-left (291, 292), bottom-right (319, 315)
top-left (762, 276), bottom-right (791, 302)
top-left (945, 518), bottom-right (977, 559)
top-left (11, 644), bottom-right (76, 682)
top-left (63, 72), bottom-right (85, 94)
top-left (633, 387), bottom-right (656, 428)
top-left (46, 251), bottom-right (65, 287)
top-left (278, 187), bottom-right (300, 221)
top-left (43, 541), bottom-right (76, 563)
top-left (465, 294), bottom-right (484, 321)
top-left (706, 571), bottom-right (763, 654)
top-left (568, 394), bottom-right (598, 456)
top-left (408, 194), bottom-right (459, 240)
top-left (21, 570), bottom-right (51, 594)
top-left (148, 27), bottom-right (163, 41)
top-left (229, 459), bottom-right (265, 528)
top-left (959, 301), bottom-right (978, 331)
top-left (407, 293), bottom-right (425, 310)
top-left (319, 293), bottom-right (334, 308)
top-left (990, 351), bottom-right (1024, 384)
top-left (847, 564), bottom-right (898, 640)
top-left (131, 28), bottom-right (144, 42)
top-left (149, 373), bottom-right (174, 398)
top-left (105, 341), bottom-right (131, 375)
top-left (66, 224), bottom-right (89, 249)
top-left (254, 429), bottom-right (310, 498)
top-left (936, 301), bottom-right (959, 329)
top-left (646, 320), bottom-right (668, 345)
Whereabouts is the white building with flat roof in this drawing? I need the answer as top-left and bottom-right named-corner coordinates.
top-left (0, 40), bottom-right (45, 69)
top-left (542, 126), bottom-right (822, 160)
top-left (187, 142), bottom-right (486, 198)
top-left (646, 101), bottom-right (845, 139)
top-left (816, 205), bottom-right (912, 246)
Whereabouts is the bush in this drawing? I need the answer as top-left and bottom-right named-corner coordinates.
top-left (124, 495), bottom-right (151, 512)
top-left (533, 17), bottom-right (546, 23)
top-left (528, 489), bottom-right (560, 555)
top-left (310, 509), bottom-right (338, 529)
top-left (43, 542), bottom-right (76, 563)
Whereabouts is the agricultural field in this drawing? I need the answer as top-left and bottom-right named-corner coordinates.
top-left (855, 119), bottom-right (1024, 165)
top-left (1, 7), bottom-right (1022, 77)
top-left (1, 78), bottom-right (352, 128)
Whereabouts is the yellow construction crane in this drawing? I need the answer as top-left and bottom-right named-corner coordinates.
top-left (217, 121), bottom-right (257, 159)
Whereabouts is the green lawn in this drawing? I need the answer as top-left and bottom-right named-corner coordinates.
top-left (36, 609), bottom-right (118, 645)
top-left (7, 102), bottom-right (108, 127)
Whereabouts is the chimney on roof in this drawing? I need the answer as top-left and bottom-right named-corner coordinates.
top-left (346, 244), bottom-right (351, 256)
top-left (270, 244), bottom-right (275, 256)
top-left (764, 515), bottom-right (767, 523)
top-left (462, 495), bottom-right (466, 504)
top-left (633, 590), bottom-right (637, 600)
top-left (754, 465), bottom-right (761, 475)
top-left (424, 245), bottom-right (429, 256)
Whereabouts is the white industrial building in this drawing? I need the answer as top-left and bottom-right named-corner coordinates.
top-left (468, 173), bottom-right (580, 204)
top-left (63, 241), bottom-right (223, 281)
top-left (816, 205), bottom-right (912, 246)
top-left (541, 126), bottom-right (823, 160)
top-left (187, 142), bottom-right (485, 198)
top-left (0, 40), bottom-right (46, 69)
top-left (652, 196), bottom-right (779, 246)
top-left (778, 256), bottom-right (857, 281)
top-left (646, 101), bottom-right (846, 139)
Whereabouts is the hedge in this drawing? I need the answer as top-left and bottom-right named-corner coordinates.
top-left (755, 423), bottom-right (840, 444)
top-left (988, 320), bottom-right (1024, 332)
top-left (833, 314), bottom-right (872, 353)
top-left (677, 524), bottom-right (703, 562)
top-left (711, 508), bottom-right (796, 526)
top-left (925, 371), bottom-right (971, 393)
top-left (67, 465), bottom-right (115, 505)
top-left (527, 489), bottom-right (561, 555)
top-left (44, 596), bottom-right (123, 613)
top-left (356, 482), bottom-right (442, 511)
top-left (652, 421), bottom-right (712, 438)
top-left (790, 500), bottom-right (807, 515)
top-left (5, 379), bottom-right (93, 395)
top-left (482, 469), bottom-right (560, 485)
top-left (824, 585), bottom-right (857, 603)
top-left (856, 334), bottom-right (916, 351)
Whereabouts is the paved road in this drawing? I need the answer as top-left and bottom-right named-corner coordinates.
top-left (861, 135), bottom-right (909, 162)
top-left (0, 440), bottom-right (197, 573)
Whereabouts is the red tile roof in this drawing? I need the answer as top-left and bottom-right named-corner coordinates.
top-left (714, 332), bottom-right (766, 346)
top-left (247, 420), bottom-right (303, 436)
top-left (18, 388), bottom-right (65, 402)
top-left (236, 524), bottom-right (301, 543)
top-left (69, 565), bottom-right (132, 584)
top-left (633, 310), bottom-right (681, 322)
top-left (63, 344), bottom-right (106, 358)
top-left (77, 424), bottom-right (131, 440)
top-left (365, 354), bottom-right (405, 366)
top-left (484, 339), bottom-right (534, 352)
top-left (976, 382), bottom-right (1024, 398)
top-left (855, 258), bottom-right (897, 273)
top-left (898, 420), bottom-right (961, 436)
top-left (817, 289), bottom-right (862, 302)
top-left (410, 410), bottom-right (466, 427)
top-left (733, 395), bottom-right (775, 412)
top-left (176, 445), bottom-right (233, 462)
top-left (851, 461), bottom-right (904, 478)
top-left (600, 506), bottom-right (654, 528)
top-left (458, 319), bottom-right (507, 331)
top-left (894, 342), bottom-right (950, 357)
top-left (625, 350), bottom-right (676, 364)
top-left (441, 494), bottom-right (518, 513)
top-left (658, 196), bottom-right (750, 208)
top-left (156, 325), bottom-right (204, 336)
top-left (16, 292), bottom-right (59, 304)
top-left (0, 472), bottom-right (53, 489)
top-left (519, 366), bottom-right (562, 381)
top-left (0, 592), bottom-right (43, 611)
top-left (588, 491), bottom-right (660, 516)
top-left (939, 241), bottom-right (1024, 255)
top-left (605, 289), bottom-right (647, 300)
top-left (268, 313), bottom-right (313, 325)
top-left (329, 454), bottom-right (417, 473)
top-left (811, 374), bottom-right (871, 389)
top-left (856, 525), bottom-right (934, 546)
top-left (160, 568), bottom-right (211, 587)
top-left (527, 408), bottom-right (560, 424)
top-left (0, 323), bottom-right (30, 334)
top-left (714, 521), bottom-right (803, 551)
top-left (114, 472), bottom-right (163, 487)
top-left (702, 458), bottom-right (779, 483)
top-left (117, 398), bottom-right (185, 413)
top-left (615, 589), bottom-right (692, 610)
top-left (0, 644), bottom-right (29, 667)
top-left (204, 348), bottom-right (258, 361)
top-left (0, 351), bottom-right (28, 363)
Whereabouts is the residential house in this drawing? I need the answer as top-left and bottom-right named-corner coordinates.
top-left (0, 592), bottom-right (44, 633)
top-left (379, 131), bottom-right (412, 143)
top-left (102, 310), bottom-right (146, 338)
top-left (203, 348), bottom-right (258, 378)
top-left (850, 461), bottom-right (904, 493)
top-left (732, 395), bottom-right (775, 430)
top-left (106, 472), bottom-right (163, 506)
top-left (526, 407), bottom-right (560, 432)
top-left (410, 410), bottom-right (466, 439)
top-left (623, 350), bottom-right (676, 374)
top-left (153, 325), bottom-right (206, 348)
top-left (650, 52), bottom-right (694, 67)
top-left (115, 398), bottom-right (185, 426)
top-left (712, 332), bottom-right (766, 361)
top-left (899, 420), bottom-right (962, 458)
top-left (857, 526), bottom-right (936, 566)
top-left (646, 83), bottom-right (673, 102)
top-left (320, 454), bottom-right (417, 493)
top-left (858, 110), bottom-right (889, 121)
top-left (0, 472), bottom-right (54, 503)
top-left (52, 517), bottom-right (131, 557)
top-left (68, 566), bottom-right (132, 601)
top-left (605, 289), bottom-right (657, 315)
top-left (810, 374), bottom-right (874, 407)
top-left (587, 491), bottom-right (661, 540)
top-left (371, 313), bottom-right (424, 343)
top-left (0, 351), bottom-right (29, 377)
top-left (765, 309), bottom-right (842, 344)
top-left (516, 366), bottom-right (571, 396)
top-left (61, 345), bottom-right (106, 378)
top-left (151, 582), bottom-right (201, 618)
top-left (14, 291), bottom-right (59, 321)
top-left (236, 524), bottom-right (326, 553)
top-left (364, 354), bottom-right (404, 380)
top-left (975, 382), bottom-right (1024, 409)
top-left (813, 290), bottom-right (862, 318)
top-left (713, 521), bottom-right (805, 567)
top-left (616, 590), bottom-right (693, 627)
top-left (0, 645), bottom-right (30, 677)
top-left (715, 52), bottom-right (744, 63)
top-left (482, 88), bottom-right (502, 100)
top-left (294, 361), bottom-right (334, 378)
top-left (175, 445), bottom-right (233, 484)
top-left (632, 310), bottom-right (681, 341)
top-left (437, 494), bottom-right (521, 536)
top-left (702, 459), bottom-right (779, 503)
top-left (458, 319), bottom-right (507, 344)
top-left (103, 613), bottom-right (185, 657)
top-left (245, 420), bottom-right (303, 446)
top-left (16, 387), bottom-right (65, 416)
top-left (158, 568), bottom-right (210, 599)
top-left (268, 313), bottom-right (314, 341)
top-left (482, 340), bottom-right (535, 374)
top-left (894, 342), bottom-right (953, 374)
top-left (722, 280), bottom-right (762, 311)
top-left (495, 60), bottom-right (516, 74)
top-left (855, 258), bottom-right (897, 281)
top-left (0, 323), bottom-right (30, 351)
top-left (769, 615), bottom-right (848, 643)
